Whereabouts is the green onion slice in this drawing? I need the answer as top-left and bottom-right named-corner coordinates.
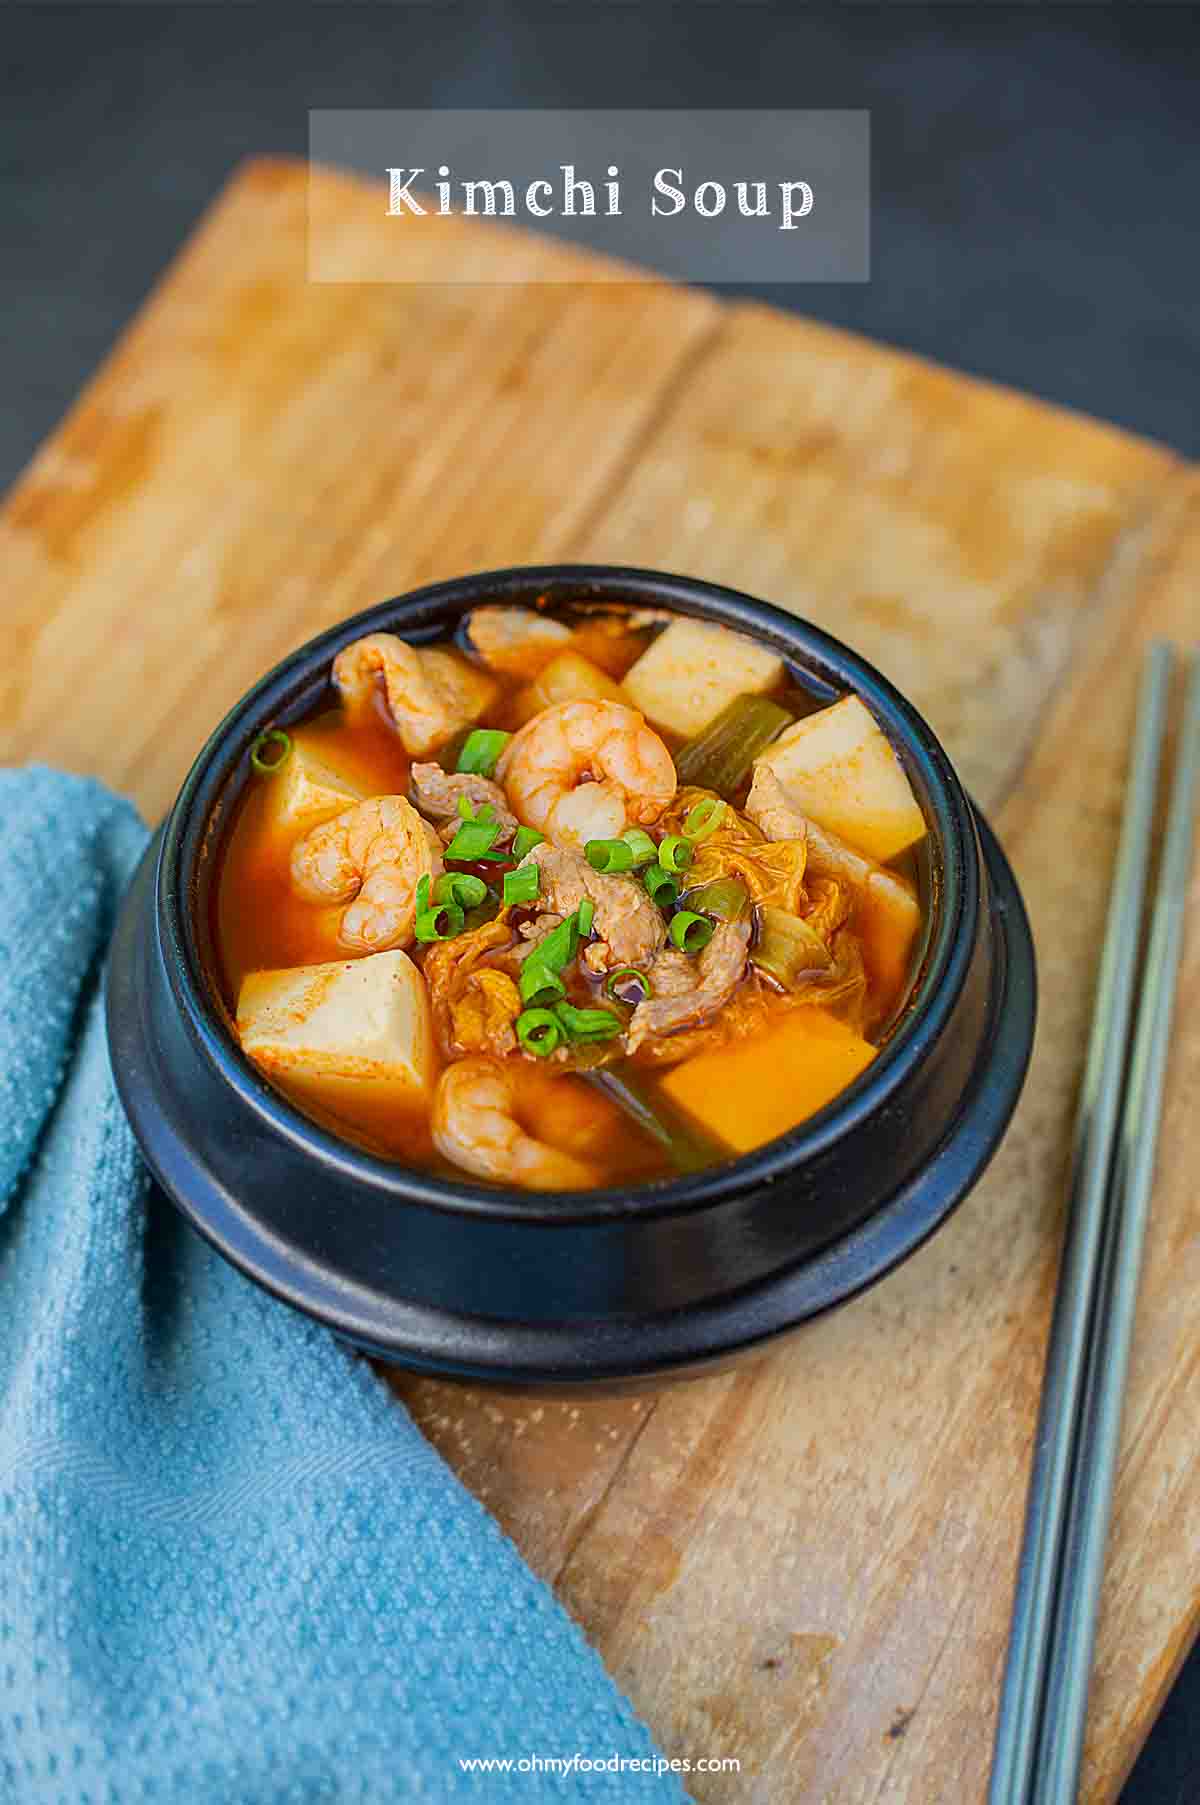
top-left (605, 966), bottom-right (650, 1002)
top-left (456, 728), bottom-right (510, 778)
top-left (503, 863), bottom-right (541, 908)
top-left (414, 875), bottom-right (466, 943)
top-left (434, 872), bottom-right (488, 911)
top-left (554, 1001), bottom-right (623, 1042)
top-left (463, 896), bottom-right (502, 932)
top-left (516, 1008), bottom-right (563, 1057)
top-left (532, 914), bottom-right (579, 974)
top-left (585, 838), bottom-right (635, 875)
top-left (577, 898), bottom-right (596, 937)
top-left (620, 828), bottom-right (658, 867)
top-left (685, 876), bottom-right (749, 922)
top-left (683, 797), bottom-right (727, 842)
top-left (444, 816), bottom-right (506, 863)
top-left (657, 835), bottom-right (694, 875)
top-left (250, 729), bottom-right (292, 776)
top-left (456, 794), bottom-right (496, 822)
top-left (669, 910), bottom-right (714, 954)
top-left (519, 963), bottom-right (566, 1008)
top-left (511, 825), bottom-right (546, 859)
top-left (643, 864), bottom-right (680, 909)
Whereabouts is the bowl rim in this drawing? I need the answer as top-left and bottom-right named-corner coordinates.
top-left (158, 564), bottom-right (979, 1226)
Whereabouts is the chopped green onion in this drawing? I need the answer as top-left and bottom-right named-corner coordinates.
top-left (674, 694), bottom-right (794, 794)
top-left (250, 729), bottom-right (292, 776)
top-left (554, 1001), bottom-right (623, 1043)
top-left (503, 863), bottom-right (541, 907)
top-left (683, 797), bottom-right (727, 842)
top-left (516, 1008), bottom-right (563, 1057)
top-left (444, 816), bottom-right (505, 863)
top-left (619, 828), bottom-right (659, 867)
top-left (414, 875), bottom-right (466, 943)
top-left (434, 872), bottom-right (488, 910)
top-left (685, 877), bottom-right (750, 922)
top-left (456, 794), bottom-right (496, 822)
top-left (643, 864), bottom-right (680, 909)
top-left (515, 902), bottom-right (593, 1005)
top-left (586, 1067), bottom-right (729, 1175)
top-left (585, 838), bottom-right (635, 875)
top-left (456, 728), bottom-right (510, 778)
top-left (669, 911), bottom-right (714, 954)
top-left (657, 835), bottom-right (694, 875)
top-left (605, 966), bottom-right (650, 1002)
top-left (511, 825), bottom-right (546, 859)
top-left (519, 963), bottom-right (566, 1008)
top-left (533, 914), bottom-right (580, 975)
top-left (463, 895), bottom-right (502, 932)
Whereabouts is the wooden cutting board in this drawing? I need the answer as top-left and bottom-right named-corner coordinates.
top-left (5, 157), bottom-right (1200, 1803)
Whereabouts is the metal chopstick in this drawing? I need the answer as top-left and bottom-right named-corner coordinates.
top-left (988, 643), bottom-right (1174, 1805)
top-left (1030, 650), bottom-right (1200, 1804)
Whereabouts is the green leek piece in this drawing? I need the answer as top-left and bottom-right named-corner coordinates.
top-left (674, 694), bottom-right (793, 794)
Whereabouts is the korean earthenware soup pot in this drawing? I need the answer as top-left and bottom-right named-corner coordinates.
top-left (106, 566), bottom-right (1036, 1386)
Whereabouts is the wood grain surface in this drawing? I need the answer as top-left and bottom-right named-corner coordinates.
top-left (4, 158), bottom-right (1198, 1802)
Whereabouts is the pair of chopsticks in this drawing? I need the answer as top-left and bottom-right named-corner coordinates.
top-left (990, 643), bottom-right (1200, 1805)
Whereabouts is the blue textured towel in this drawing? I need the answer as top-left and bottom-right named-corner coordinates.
top-left (0, 768), bottom-right (688, 1804)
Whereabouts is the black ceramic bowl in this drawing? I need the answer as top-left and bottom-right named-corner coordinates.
top-left (107, 566), bottom-right (1035, 1386)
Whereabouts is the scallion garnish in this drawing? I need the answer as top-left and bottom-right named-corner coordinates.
top-left (683, 797), bottom-right (727, 842)
top-left (250, 729), bottom-right (292, 776)
top-left (511, 825), bottom-right (545, 859)
top-left (414, 874), bottom-right (466, 943)
top-left (554, 1001), bottom-right (623, 1043)
top-left (684, 876), bottom-right (749, 922)
top-left (444, 815), bottom-right (505, 863)
top-left (620, 828), bottom-right (658, 867)
top-left (657, 835), bottom-right (694, 874)
top-left (456, 795), bottom-right (496, 822)
top-left (643, 864), bottom-right (680, 909)
top-left (605, 966), bottom-right (650, 1002)
top-left (434, 872), bottom-right (488, 911)
top-left (503, 863), bottom-right (541, 908)
top-left (463, 895), bottom-right (502, 932)
top-left (534, 913), bottom-right (581, 973)
top-left (516, 1008), bottom-right (563, 1057)
top-left (577, 898), bottom-right (596, 937)
top-left (456, 728), bottom-right (511, 778)
top-left (668, 910), bottom-right (714, 954)
top-left (519, 963), bottom-right (566, 1009)
top-left (585, 838), bottom-right (635, 875)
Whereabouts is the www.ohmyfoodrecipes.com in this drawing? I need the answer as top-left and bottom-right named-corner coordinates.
top-left (458, 1753), bottom-right (741, 1777)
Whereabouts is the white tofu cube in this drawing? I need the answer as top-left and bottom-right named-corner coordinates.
top-left (237, 952), bottom-right (434, 1111)
top-left (260, 738), bottom-right (364, 835)
top-left (755, 695), bottom-right (925, 864)
top-left (623, 618), bottom-right (783, 739)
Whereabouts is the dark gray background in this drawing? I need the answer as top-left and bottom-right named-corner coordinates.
top-left (5, 5), bottom-right (1198, 1797)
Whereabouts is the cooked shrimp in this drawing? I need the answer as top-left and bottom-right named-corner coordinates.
top-left (432, 1056), bottom-right (600, 1189)
top-left (496, 700), bottom-right (676, 849)
top-left (290, 795), bottom-right (443, 953)
top-left (463, 605), bottom-right (572, 678)
top-left (333, 632), bottom-right (497, 758)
